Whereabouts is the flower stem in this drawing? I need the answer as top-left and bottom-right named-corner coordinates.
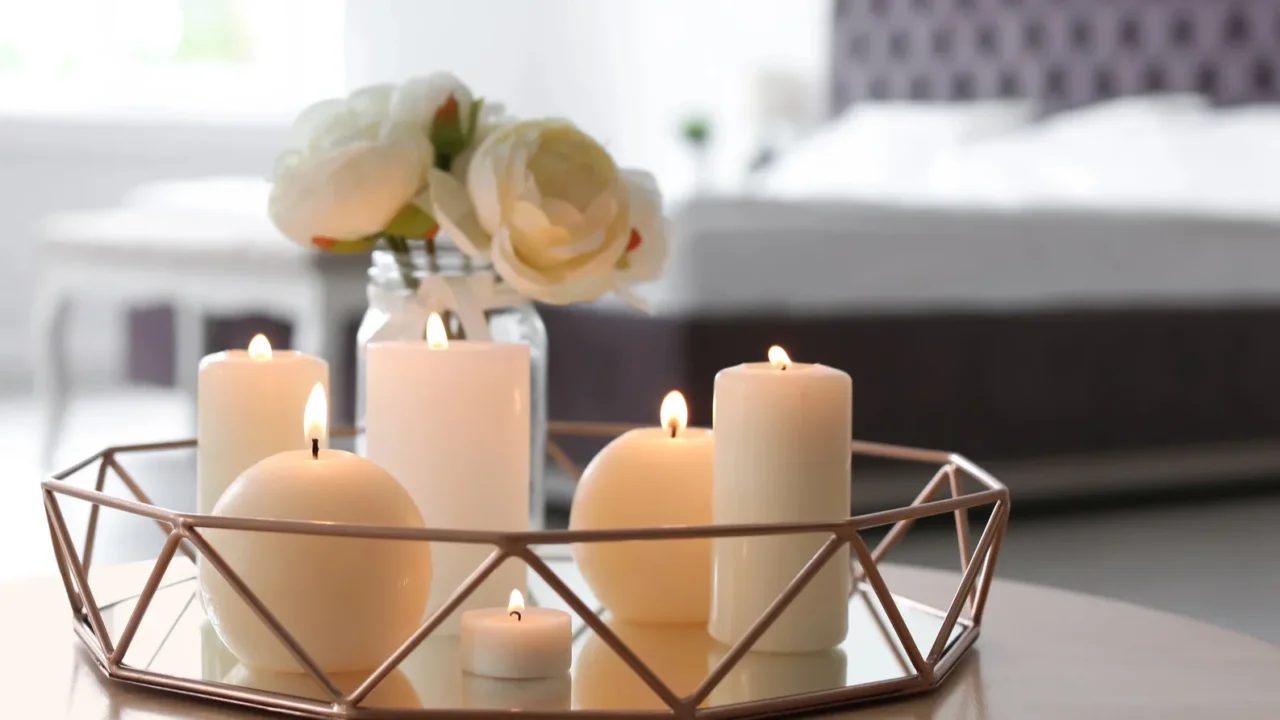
top-left (384, 235), bottom-right (419, 292)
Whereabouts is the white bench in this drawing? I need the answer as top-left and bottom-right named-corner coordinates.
top-left (34, 178), bottom-right (367, 468)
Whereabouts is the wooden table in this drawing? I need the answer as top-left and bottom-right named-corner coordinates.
top-left (3, 563), bottom-right (1278, 719)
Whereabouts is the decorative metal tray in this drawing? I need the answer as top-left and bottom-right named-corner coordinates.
top-left (41, 424), bottom-right (1009, 719)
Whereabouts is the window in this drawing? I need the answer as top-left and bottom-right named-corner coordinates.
top-left (0, 0), bottom-right (344, 120)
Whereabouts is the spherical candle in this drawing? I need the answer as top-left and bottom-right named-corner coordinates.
top-left (570, 391), bottom-right (713, 623)
top-left (199, 384), bottom-right (432, 674)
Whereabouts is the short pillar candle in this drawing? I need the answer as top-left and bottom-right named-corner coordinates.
top-left (197, 334), bottom-right (328, 513)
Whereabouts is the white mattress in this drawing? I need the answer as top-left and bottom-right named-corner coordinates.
top-left (623, 97), bottom-right (1280, 317)
top-left (629, 197), bottom-right (1280, 317)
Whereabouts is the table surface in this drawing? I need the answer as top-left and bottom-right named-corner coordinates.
top-left (3, 563), bottom-right (1278, 720)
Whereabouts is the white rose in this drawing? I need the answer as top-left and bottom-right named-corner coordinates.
top-left (427, 119), bottom-right (667, 306)
top-left (269, 85), bottom-right (434, 249)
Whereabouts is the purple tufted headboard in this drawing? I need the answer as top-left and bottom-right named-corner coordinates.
top-left (832, 0), bottom-right (1280, 114)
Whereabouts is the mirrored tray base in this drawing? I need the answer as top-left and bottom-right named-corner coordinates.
top-left (75, 556), bottom-right (975, 718)
top-left (43, 425), bottom-right (1009, 719)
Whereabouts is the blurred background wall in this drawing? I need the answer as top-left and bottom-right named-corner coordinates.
top-left (0, 0), bottom-right (828, 390)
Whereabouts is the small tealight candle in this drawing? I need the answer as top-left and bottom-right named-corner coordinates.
top-left (200, 384), bottom-right (433, 673)
top-left (460, 590), bottom-right (571, 679)
top-left (570, 391), bottom-right (714, 623)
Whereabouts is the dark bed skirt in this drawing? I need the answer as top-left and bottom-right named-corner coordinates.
top-left (542, 304), bottom-right (1280, 462)
top-left (127, 303), bottom-right (1280, 464)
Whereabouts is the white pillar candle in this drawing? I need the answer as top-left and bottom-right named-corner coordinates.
top-left (710, 346), bottom-right (852, 653)
top-left (570, 390), bottom-right (713, 623)
top-left (197, 334), bottom-right (328, 513)
top-left (460, 590), bottom-right (571, 679)
top-left (199, 385), bottom-right (433, 673)
top-left (366, 313), bottom-right (530, 635)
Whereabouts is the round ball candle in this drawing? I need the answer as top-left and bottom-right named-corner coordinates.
top-left (460, 590), bottom-right (571, 679)
top-left (197, 334), bottom-right (328, 513)
top-left (199, 384), bottom-right (433, 673)
top-left (570, 390), bottom-right (713, 623)
top-left (710, 346), bottom-right (852, 653)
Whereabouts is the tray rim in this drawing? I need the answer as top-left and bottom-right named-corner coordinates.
top-left (81, 568), bottom-right (977, 720)
top-left (42, 423), bottom-right (1009, 720)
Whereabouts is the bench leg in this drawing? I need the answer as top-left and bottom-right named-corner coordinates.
top-left (33, 287), bottom-right (72, 471)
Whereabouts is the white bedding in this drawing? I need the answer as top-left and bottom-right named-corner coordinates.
top-left (759, 95), bottom-right (1280, 221)
top-left (611, 96), bottom-right (1280, 317)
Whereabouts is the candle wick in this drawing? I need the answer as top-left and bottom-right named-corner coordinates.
top-left (509, 610), bottom-right (521, 622)
top-left (311, 437), bottom-right (319, 460)
top-left (668, 421), bottom-right (678, 439)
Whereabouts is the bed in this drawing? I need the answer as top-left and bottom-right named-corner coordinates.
top-left (543, 0), bottom-right (1280, 506)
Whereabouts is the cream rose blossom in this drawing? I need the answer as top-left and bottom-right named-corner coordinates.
top-left (269, 85), bottom-right (434, 249)
top-left (428, 119), bottom-right (667, 306)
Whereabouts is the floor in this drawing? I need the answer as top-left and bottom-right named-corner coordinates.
top-left (5, 388), bottom-right (1279, 646)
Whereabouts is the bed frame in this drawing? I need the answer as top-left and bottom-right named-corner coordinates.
top-left (542, 0), bottom-right (1280, 507)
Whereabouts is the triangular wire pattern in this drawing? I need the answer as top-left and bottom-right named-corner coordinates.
top-left (926, 501), bottom-right (1008, 663)
top-left (689, 534), bottom-right (848, 710)
top-left (109, 530), bottom-right (186, 668)
top-left (520, 549), bottom-right (686, 713)
top-left (41, 425), bottom-right (1010, 718)
top-left (848, 532), bottom-right (930, 678)
top-left (345, 547), bottom-right (510, 708)
top-left (44, 492), bottom-right (87, 620)
top-left (44, 489), bottom-right (115, 658)
top-left (185, 527), bottom-right (344, 702)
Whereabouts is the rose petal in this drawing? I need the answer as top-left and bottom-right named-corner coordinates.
top-left (617, 169), bottom-right (668, 283)
top-left (427, 169), bottom-right (493, 258)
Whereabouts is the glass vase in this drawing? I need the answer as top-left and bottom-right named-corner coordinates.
top-left (354, 238), bottom-right (550, 528)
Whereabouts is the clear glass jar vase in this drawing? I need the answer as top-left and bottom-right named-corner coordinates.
top-left (355, 238), bottom-right (550, 528)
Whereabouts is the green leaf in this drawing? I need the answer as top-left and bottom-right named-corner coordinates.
top-left (466, 98), bottom-right (485, 144)
top-left (383, 204), bottom-right (439, 239)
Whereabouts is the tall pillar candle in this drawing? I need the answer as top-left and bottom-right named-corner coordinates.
top-left (710, 345), bottom-right (852, 653)
top-left (197, 335), bottom-right (328, 513)
top-left (366, 313), bottom-right (530, 635)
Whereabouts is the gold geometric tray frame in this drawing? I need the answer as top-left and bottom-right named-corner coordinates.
top-left (41, 423), bottom-right (1010, 720)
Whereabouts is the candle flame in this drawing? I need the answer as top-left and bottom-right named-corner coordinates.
top-left (426, 313), bottom-right (449, 349)
top-left (768, 345), bottom-right (791, 370)
top-left (303, 383), bottom-right (327, 444)
top-left (508, 589), bottom-right (524, 615)
top-left (660, 390), bottom-right (688, 436)
top-left (247, 334), bottom-right (272, 361)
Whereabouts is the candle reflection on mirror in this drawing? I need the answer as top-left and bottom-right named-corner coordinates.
top-left (574, 620), bottom-right (716, 710)
top-left (706, 646), bottom-right (847, 706)
top-left (201, 619), bottom-right (238, 684)
top-left (399, 635), bottom-right (463, 708)
top-left (221, 665), bottom-right (421, 709)
top-left (400, 634), bottom-right (568, 711)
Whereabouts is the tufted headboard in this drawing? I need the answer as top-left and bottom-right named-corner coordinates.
top-left (832, 0), bottom-right (1280, 114)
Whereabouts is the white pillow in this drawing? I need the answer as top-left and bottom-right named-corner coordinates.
top-left (760, 100), bottom-right (1038, 200)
